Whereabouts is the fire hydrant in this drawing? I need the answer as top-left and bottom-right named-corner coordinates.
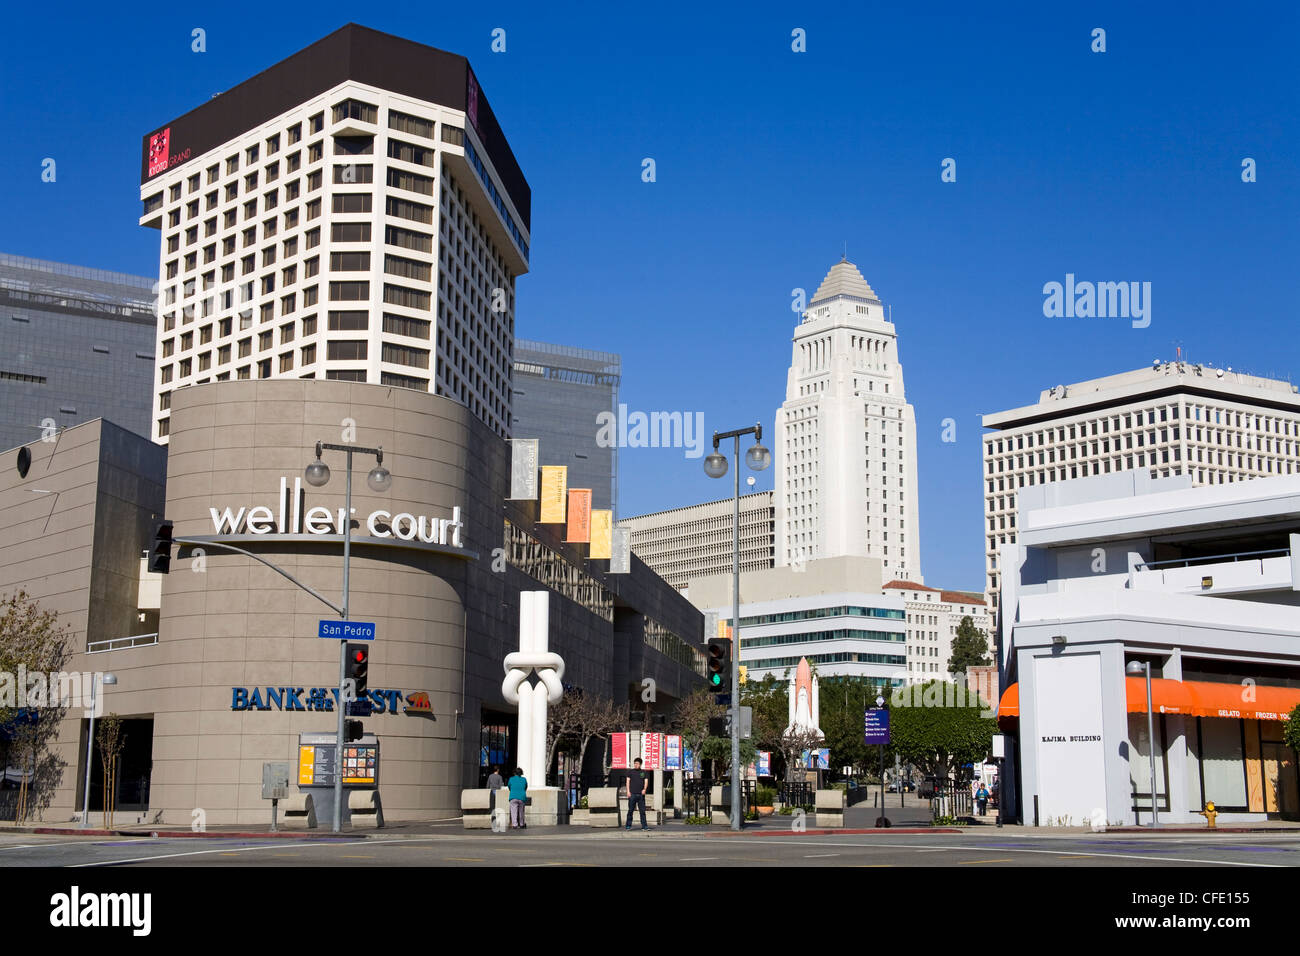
top-left (1197, 801), bottom-right (1218, 829)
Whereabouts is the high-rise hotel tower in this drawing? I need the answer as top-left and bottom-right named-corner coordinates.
top-left (773, 259), bottom-right (921, 582)
top-left (138, 24), bottom-right (530, 441)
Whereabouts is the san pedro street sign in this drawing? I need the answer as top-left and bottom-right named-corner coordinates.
top-left (318, 619), bottom-right (376, 640)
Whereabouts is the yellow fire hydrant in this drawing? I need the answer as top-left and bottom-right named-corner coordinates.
top-left (1196, 801), bottom-right (1218, 829)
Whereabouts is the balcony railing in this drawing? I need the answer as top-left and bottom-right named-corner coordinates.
top-left (87, 632), bottom-right (158, 654)
top-left (1135, 547), bottom-right (1289, 571)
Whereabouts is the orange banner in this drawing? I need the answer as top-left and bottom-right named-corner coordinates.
top-left (565, 489), bottom-right (592, 542)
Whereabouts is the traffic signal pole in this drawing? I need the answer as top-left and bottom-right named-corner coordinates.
top-left (332, 446), bottom-right (355, 834)
top-left (730, 433), bottom-right (741, 831)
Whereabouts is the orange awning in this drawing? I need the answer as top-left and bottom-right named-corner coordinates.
top-left (994, 678), bottom-right (1300, 725)
top-left (1125, 677), bottom-right (1197, 715)
top-left (1182, 680), bottom-right (1300, 722)
top-left (997, 683), bottom-right (1019, 718)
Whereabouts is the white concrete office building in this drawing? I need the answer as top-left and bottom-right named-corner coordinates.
top-left (774, 259), bottom-right (921, 583)
top-left (982, 360), bottom-right (1300, 617)
top-left (138, 24), bottom-right (530, 442)
top-left (997, 470), bottom-right (1300, 826)
top-left (691, 556), bottom-right (907, 684)
top-left (882, 580), bottom-right (990, 683)
top-left (620, 492), bottom-right (775, 592)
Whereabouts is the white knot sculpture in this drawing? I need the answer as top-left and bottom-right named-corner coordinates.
top-left (501, 591), bottom-right (564, 785)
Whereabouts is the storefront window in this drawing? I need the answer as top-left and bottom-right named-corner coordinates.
top-left (1199, 717), bottom-right (1247, 809)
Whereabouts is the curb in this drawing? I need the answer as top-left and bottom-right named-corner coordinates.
top-left (14, 826), bottom-right (369, 840)
top-left (707, 827), bottom-right (962, 837)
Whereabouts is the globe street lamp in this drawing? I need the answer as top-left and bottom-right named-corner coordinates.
top-left (703, 423), bottom-right (770, 830)
top-left (1126, 659), bottom-right (1159, 827)
top-left (305, 441), bottom-right (390, 832)
top-left (81, 672), bottom-right (117, 827)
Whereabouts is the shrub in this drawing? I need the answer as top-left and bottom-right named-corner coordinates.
top-left (754, 786), bottom-right (777, 806)
top-left (685, 815), bottom-right (711, 825)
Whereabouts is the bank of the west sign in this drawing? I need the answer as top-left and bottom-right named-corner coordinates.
top-left (209, 476), bottom-right (465, 547)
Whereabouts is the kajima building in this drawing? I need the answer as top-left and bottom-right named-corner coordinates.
top-left (139, 23), bottom-right (529, 442)
top-left (997, 470), bottom-right (1300, 825)
top-left (0, 381), bottom-right (705, 824)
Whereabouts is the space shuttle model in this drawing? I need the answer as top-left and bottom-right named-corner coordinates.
top-left (785, 657), bottom-right (824, 739)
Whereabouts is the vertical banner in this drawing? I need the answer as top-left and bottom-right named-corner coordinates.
top-left (565, 489), bottom-right (592, 542)
top-left (664, 735), bottom-right (682, 770)
top-left (589, 510), bottom-right (613, 559)
top-left (508, 438), bottom-right (539, 500)
top-left (610, 526), bottom-right (631, 573)
top-left (611, 732), bottom-right (628, 770)
top-left (642, 732), bottom-right (662, 770)
top-left (756, 751), bottom-right (771, 776)
top-left (539, 465), bottom-right (568, 523)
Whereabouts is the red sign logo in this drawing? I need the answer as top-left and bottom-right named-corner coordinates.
top-left (405, 691), bottom-right (432, 714)
top-left (466, 73), bottom-right (479, 133)
top-left (148, 128), bottom-right (171, 177)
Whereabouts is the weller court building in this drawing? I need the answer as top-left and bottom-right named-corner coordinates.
top-left (1, 381), bottom-right (705, 824)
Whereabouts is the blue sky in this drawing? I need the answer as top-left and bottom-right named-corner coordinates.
top-left (2, 2), bottom-right (1297, 590)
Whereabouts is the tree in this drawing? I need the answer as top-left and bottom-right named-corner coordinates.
top-left (948, 616), bottom-right (992, 673)
top-left (891, 680), bottom-right (997, 783)
top-left (1283, 704), bottom-right (1300, 756)
top-left (0, 590), bottom-right (73, 823)
top-left (545, 692), bottom-right (588, 778)
top-left (740, 673), bottom-right (787, 755)
top-left (575, 694), bottom-right (623, 781)
top-left (818, 675), bottom-right (892, 775)
top-left (777, 726), bottom-right (825, 784)
top-left (96, 713), bottom-right (126, 828)
top-left (672, 688), bottom-right (724, 775)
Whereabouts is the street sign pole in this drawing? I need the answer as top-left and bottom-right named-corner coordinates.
top-left (332, 447), bottom-right (354, 834)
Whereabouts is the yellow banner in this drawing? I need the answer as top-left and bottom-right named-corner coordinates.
top-left (540, 466), bottom-right (568, 523)
top-left (590, 510), bottom-right (613, 559)
top-left (565, 489), bottom-right (592, 542)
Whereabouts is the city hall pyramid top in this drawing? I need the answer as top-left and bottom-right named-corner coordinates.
top-left (809, 258), bottom-right (880, 306)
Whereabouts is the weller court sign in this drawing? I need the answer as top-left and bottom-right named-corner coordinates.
top-left (207, 476), bottom-right (465, 547)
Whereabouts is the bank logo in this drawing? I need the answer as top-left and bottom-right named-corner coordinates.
top-left (404, 691), bottom-right (433, 714)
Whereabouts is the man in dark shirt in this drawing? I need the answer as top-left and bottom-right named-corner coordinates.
top-left (624, 758), bottom-right (649, 830)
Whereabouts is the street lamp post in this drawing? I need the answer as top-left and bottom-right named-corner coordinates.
top-left (703, 423), bottom-right (770, 831)
top-left (1126, 659), bottom-right (1159, 827)
top-left (305, 441), bottom-right (391, 833)
top-left (81, 672), bottom-right (117, 827)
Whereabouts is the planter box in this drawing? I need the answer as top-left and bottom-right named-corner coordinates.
top-left (570, 808), bottom-right (591, 825)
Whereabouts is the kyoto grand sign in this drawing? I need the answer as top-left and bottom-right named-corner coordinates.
top-left (201, 476), bottom-right (471, 553)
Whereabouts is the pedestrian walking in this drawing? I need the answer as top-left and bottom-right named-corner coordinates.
top-left (976, 782), bottom-right (989, 816)
top-left (487, 764), bottom-right (505, 814)
top-left (508, 767), bottom-right (528, 829)
top-left (624, 757), bottom-right (648, 830)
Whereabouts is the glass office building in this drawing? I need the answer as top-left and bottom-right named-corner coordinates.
top-left (0, 253), bottom-right (156, 452)
top-left (511, 338), bottom-right (620, 511)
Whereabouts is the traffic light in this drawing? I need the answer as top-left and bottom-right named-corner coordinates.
top-left (147, 520), bottom-right (174, 574)
top-left (344, 719), bottom-right (364, 742)
top-left (345, 642), bottom-right (369, 695)
top-left (708, 715), bottom-right (729, 737)
top-left (706, 635), bottom-right (731, 689)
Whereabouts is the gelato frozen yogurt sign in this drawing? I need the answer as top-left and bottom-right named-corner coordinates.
top-left (209, 476), bottom-right (465, 548)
